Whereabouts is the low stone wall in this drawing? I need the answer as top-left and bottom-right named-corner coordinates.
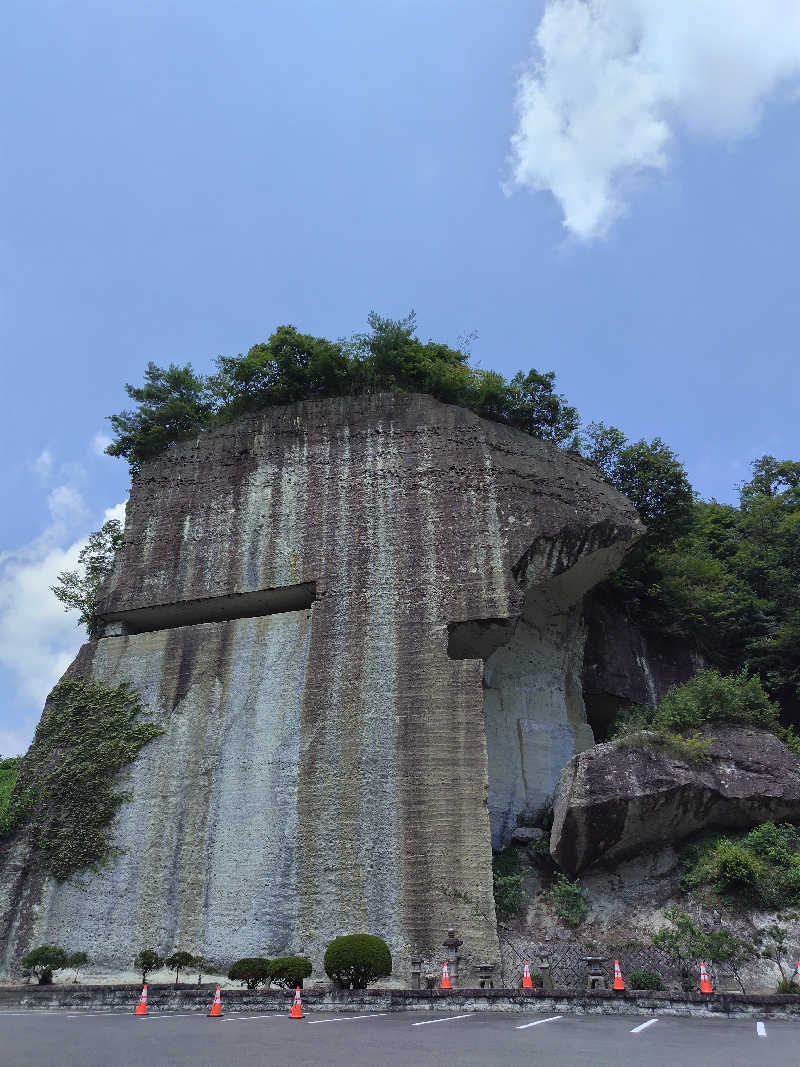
top-left (3, 984), bottom-right (800, 1019)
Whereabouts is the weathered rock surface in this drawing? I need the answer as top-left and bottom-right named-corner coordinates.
top-left (582, 591), bottom-right (705, 739)
top-left (551, 726), bottom-right (800, 874)
top-left (0, 393), bottom-right (642, 975)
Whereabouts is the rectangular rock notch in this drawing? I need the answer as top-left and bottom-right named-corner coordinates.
top-left (99, 581), bottom-right (316, 636)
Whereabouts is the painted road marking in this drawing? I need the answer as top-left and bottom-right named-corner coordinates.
top-left (412, 1014), bottom-right (476, 1027)
top-left (307, 1013), bottom-right (389, 1025)
top-left (757, 1021), bottom-right (767, 1037)
top-left (223, 1015), bottom-right (288, 1021)
top-left (516, 1015), bottom-right (563, 1030)
top-left (631, 1019), bottom-right (658, 1033)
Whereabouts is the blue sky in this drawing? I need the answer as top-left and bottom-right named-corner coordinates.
top-left (2, 0), bottom-right (799, 753)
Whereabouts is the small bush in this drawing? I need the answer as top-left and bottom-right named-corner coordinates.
top-left (713, 840), bottom-right (760, 890)
top-left (323, 934), bottom-right (392, 990)
top-left (20, 945), bottom-right (68, 984)
top-left (544, 874), bottom-right (588, 927)
top-left (267, 956), bottom-right (313, 989)
top-left (628, 968), bottom-right (664, 990)
top-left (228, 957), bottom-right (272, 990)
top-left (776, 978), bottom-right (798, 994)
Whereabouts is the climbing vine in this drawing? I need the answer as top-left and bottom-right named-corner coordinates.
top-left (0, 678), bottom-right (162, 879)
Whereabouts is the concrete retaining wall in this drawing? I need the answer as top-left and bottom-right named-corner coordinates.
top-left (3, 984), bottom-right (800, 1019)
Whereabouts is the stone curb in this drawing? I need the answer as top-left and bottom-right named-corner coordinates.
top-left (2, 984), bottom-right (800, 1019)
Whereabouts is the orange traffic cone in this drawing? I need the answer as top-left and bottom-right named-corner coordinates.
top-left (441, 961), bottom-right (452, 989)
top-left (135, 984), bottom-right (148, 1016)
top-left (699, 961), bottom-right (713, 994)
top-left (796, 961), bottom-right (800, 984)
top-left (290, 986), bottom-right (304, 1019)
top-left (522, 961), bottom-right (533, 989)
top-left (613, 960), bottom-right (625, 991)
top-left (208, 984), bottom-right (222, 1017)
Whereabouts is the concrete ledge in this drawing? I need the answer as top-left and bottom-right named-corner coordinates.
top-left (2, 985), bottom-right (800, 1019)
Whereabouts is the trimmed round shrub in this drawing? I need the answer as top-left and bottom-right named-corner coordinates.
top-left (323, 934), bottom-right (392, 990)
top-left (628, 968), bottom-right (664, 991)
top-left (267, 956), bottom-right (313, 989)
top-left (228, 957), bottom-right (271, 989)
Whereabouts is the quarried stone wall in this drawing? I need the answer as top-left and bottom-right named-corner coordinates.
top-left (0, 393), bottom-right (642, 977)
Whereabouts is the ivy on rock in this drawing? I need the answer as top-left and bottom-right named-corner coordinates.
top-left (0, 678), bottom-right (162, 880)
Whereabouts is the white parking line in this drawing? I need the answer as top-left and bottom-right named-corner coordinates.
top-left (631, 1019), bottom-right (658, 1033)
top-left (307, 1013), bottom-right (389, 1025)
top-left (223, 1014), bottom-right (288, 1021)
top-left (412, 1014), bottom-right (475, 1027)
top-left (516, 1015), bottom-right (563, 1030)
top-left (757, 1021), bottom-right (767, 1037)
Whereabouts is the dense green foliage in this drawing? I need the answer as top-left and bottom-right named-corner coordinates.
top-left (492, 847), bottom-right (526, 919)
top-left (680, 823), bottom-right (800, 909)
top-left (106, 313), bottom-right (580, 474)
top-left (228, 957), bottom-right (272, 989)
top-left (267, 956), bottom-right (313, 989)
top-left (134, 949), bottom-right (164, 983)
top-left (21, 944), bottom-right (68, 984)
top-left (544, 874), bottom-right (588, 926)
top-left (602, 456), bottom-right (800, 717)
top-left (323, 934), bottom-right (392, 989)
top-left (612, 669), bottom-right (800, 759)
top-left (51, 519), bottom-right (124, 639)
top-left (628, 968), bottom-right (664, 990)
top-left (0, 679), bottom-right (162, 879)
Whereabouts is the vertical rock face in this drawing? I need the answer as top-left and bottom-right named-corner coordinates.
top-left (0, 393), bottom-right (642, 975)
top-left (582, 592), bottom-right (705, 739)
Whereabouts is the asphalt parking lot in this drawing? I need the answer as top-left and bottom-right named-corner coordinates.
top-left (0, 1008), bottom-right (794, 1066)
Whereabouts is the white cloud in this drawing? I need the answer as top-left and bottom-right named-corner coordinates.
top-left (0, 498), bottom-right (127, 755)
top-left (91, 432), bottom-right (112, 457)
top-left (508, 0), bottom-right (800, 239)
top-left (32, 449), bottom-right (53, 481)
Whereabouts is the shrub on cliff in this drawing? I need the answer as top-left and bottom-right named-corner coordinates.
top-left (323, 934), bottom-right (392, 989)
top-left (680, 823), bottom-right (800, 909)
top-left (228, 957), bottom-right (272, 989)
top-left (611, 669), bottom-right (800, 758)
top-left (492, 847), bottom-right (525, 919)
top-left (543, 874), bottom-right (587, 927)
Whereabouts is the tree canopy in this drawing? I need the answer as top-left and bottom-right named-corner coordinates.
top-left (105, 312), bottom-right (580, 474)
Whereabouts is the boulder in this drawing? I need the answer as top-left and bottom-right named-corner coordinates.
top-left (510, 826), bottom-right (546, 846)
top-left (550, 726), bottom-right (800, 874)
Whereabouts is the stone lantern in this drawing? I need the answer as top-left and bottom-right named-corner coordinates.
top-left (443, 928), bottom-right (463, 986)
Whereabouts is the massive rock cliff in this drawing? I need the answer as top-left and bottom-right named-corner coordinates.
top-left (0, 393), bottom-right (642, 976)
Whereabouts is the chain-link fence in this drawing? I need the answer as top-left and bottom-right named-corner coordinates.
top-left (501, 938), bottom-right (691, 992)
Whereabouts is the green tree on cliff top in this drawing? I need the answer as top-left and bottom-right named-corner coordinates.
top-left (105, 312), bottom-right (580, 472)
